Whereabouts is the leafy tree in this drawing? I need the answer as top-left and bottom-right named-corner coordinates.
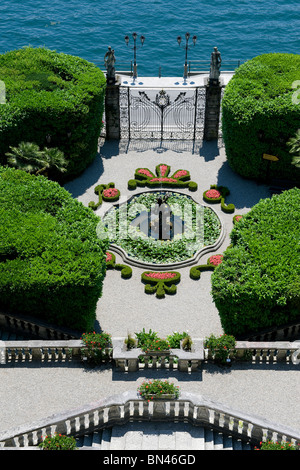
top-left (6, 141), bottom-right (68, 176)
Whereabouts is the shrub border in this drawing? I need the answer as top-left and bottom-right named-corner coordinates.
top-left (106, 251), bottom-right (132, 279)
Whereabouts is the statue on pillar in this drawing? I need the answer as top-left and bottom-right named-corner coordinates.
top-left (104, 46), bottom-right (116, 84)
top-left (209, 47), bottom-right (222, 84)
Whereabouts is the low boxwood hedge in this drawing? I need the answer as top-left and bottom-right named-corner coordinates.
top-left (0, 167), bottom-right (109, 331)
top-left (0, 47), bottom-right (106, 181)
top-left (222, 53), bottom-right (300, 182)
top-left (211, 188), bottom-right (300, 337)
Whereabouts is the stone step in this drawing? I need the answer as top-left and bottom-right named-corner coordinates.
top-left (75, 422), bottom-right (254, 450)
top-left (0, 329), bottom-right (27, 341)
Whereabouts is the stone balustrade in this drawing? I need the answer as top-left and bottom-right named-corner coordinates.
top-left (112, 337), bottom-right (204, 372)
top-left (0, 310), bottom-right (80, 340)
top-left (0, 338), bottom-right (299, 366)
top-left (0, 391), bottom-right (299, 448)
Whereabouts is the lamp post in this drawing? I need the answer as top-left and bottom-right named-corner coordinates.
top-left (125, 32), bottom-right (145, 80)
top-left (177, 32), bottom-right (197, 80)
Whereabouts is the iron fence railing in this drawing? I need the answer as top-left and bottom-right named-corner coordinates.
top-left (188, 59), bottom-right (246, 73)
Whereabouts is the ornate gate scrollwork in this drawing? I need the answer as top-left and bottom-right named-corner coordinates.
top-left (120, 86), bottom-right (206, 140)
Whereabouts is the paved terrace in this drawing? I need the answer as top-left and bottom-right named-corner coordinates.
top-left (0, 140), bottom-right (299, 437)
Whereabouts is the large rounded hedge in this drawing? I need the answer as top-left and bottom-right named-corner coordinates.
top-left (0, 47), bottom-right (106, 180)
top-left (211, 188), bottom-right (300, 337)
top-left (222, 53), bottom-right (300, 182)
top-left (0, 167), bottom-right (109, 331)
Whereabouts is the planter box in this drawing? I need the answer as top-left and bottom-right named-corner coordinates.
top-left (141, 394), bottom-right (177, 401)
top-left (112, 338), bottom-right (204, 372)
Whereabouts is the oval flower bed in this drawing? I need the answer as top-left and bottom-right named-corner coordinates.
top-left (138, 379), bottom-right (180, 401)
top-left (103, 191), bottom-right (222, 265)
top-left (203, 185), bottom-right (235, 214)
top-left (89, 182), bottom-right (120, 210)
top-left (208, 254), bottom-right (223, 266)
top-left (204, 189), bottom-right (221, 200)
top-left (102, 187), bottom-right (120, 202)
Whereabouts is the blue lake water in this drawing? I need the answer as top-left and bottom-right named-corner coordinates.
top-left (0, 0), bottom-right (299, 76)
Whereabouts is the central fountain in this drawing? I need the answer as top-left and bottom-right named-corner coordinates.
top-left (131, 192), bottom-right (184, 241)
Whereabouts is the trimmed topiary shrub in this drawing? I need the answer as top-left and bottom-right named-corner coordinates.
top-left (211, 188), bottom-right (300, 338)
top-left (222, 53), bottom-right (300, 182)
top-left (105, 251), bottom-right (132, 279)
top-left (203, 185), bottom-right (235, 213)
top-left (142, 271), bottom-right (181, 298)
top-left (0, 167), bottom-right (109, 331)
top-left (0, 47), bottom-right (106, 181)
top-left (89, 183), bottom-right (120, 210)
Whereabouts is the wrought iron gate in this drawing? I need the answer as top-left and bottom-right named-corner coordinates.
top-left (120, 86), bottom-right (206, 140)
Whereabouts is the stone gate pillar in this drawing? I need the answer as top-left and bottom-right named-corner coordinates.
top-left (104, 46), bottom-right (121, 140)
top-left (203, 47), bottom-right (223, 141)
top-left (105, 80), bottom-right (120, 140)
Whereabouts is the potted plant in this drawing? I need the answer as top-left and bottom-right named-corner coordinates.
top-left (80, 331), bottom-right (112, 365)
top-left (140, 338), bottom-right (171, 354)
top-left (204, 333), bottom-right (236, 365)
top-left (124, 333), bottom-right (137, 350)
top-left (138, 379), bottom-right (180, 401)
top-left (39, 433), bottom-right (77, 450)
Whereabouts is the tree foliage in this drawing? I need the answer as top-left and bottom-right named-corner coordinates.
top-left (211, 188), bottom-right (300, 337)
top-left (222, 53), bottom-right (300, 182)
top-left (0, 167), bottom-right (108, 331)
top-left (0, 47), bottom-right (106, 180)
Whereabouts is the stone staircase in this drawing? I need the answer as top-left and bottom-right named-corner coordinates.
top-left (0, 330), bottom-right (26, 341)
top-left (75, 422), bottom-right (253, 450)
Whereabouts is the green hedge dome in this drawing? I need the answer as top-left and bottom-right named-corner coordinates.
top-left (0, 167), bottom-right (109, 331)
top-left (0, 47), bottom-right (106, 180)
top-left (222, 53), bottom-right (300, 182)
top-left (211, 188), bottom-right (300, 338)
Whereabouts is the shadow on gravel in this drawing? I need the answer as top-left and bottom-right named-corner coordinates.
top-left (216, 160), bottom-right (272, 210)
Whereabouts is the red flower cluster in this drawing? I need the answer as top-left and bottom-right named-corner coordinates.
top-left (173, 170), bottom-right (188, 178)
top-left (205, 189), bottom-right (221, 199)
top-left (102, 188), bottom-right (119, 198)
top-left (150, 177), bottom-right (178, 183)
top-left (209, 255), bottom-right (223, 266)
top-left (159, 164), bottom-right (168, 176)
top-left (106, 252), bottom-right (113, 262)
top-left (234, 215), bottom-right (243, 221)
top-left (144, 272), bottom-right (177, 279)
top-left (138, 169), bottom-right (153, 178)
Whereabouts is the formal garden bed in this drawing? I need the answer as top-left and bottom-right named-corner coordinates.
top-left (102, 191), bottom-right (222, 265)
top-left (127, 163), bottom-right (198, 191)
top-left (203, 185), bottom-right (235, 213)
top-left (141, 271), bottom-right (181, 298)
